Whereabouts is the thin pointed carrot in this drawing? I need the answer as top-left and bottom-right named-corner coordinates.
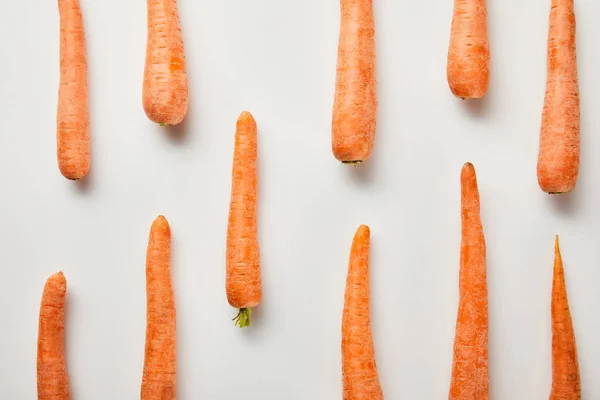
top-left (550, 236), bottom-right (581, 399)
top-left (446, 0), bottom-right (490, 99)
top-left (537, 0), bottom-right (580, 194)
top-left (37, 272), bottom-right (70, 400)
top-left (448, 162), bottom-right (488, 400)
top-left (57, 0), bottom-right (90, 180)
top-left (143, 0), bottom-right (188, 126)
top-left (342, 225), bottom-right (384, 399)
top-left (226, 111), bottom-right (261, 328)
top-left (141, 216), bottom-right (176, 400)
top-left (332, 0), bottom-right (377, 164)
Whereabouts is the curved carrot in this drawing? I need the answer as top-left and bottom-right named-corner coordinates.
top-left (550, 236), bottom-right (581, 399)
top-left (332, 0), bottom-right (377, 164)
top-left (141, 216), bottom-right (176, 400)
top-left (37, 272), bottom-right (70, 400)
top-left (448, 162), bottom-right (488, 400)
top-left (226, 111), bottom-right (261, 328)
top-left (143, 0), bottom-right (188, 126)
top-left (446, 0), bottom-right (490, 99)
top-left (537, 0), bottom-right (580, 194)
top-left (57, 0), bottom-right (90, 180)
top-left (342, 225), bottom-right (383, 399)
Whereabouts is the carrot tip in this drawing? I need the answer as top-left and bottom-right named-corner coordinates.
top-left (342, 160), bottom-right (363, 166)
top-left (232, 308), bottom-right (251, 328)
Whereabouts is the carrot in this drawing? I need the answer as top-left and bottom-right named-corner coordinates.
top-left (141, 216), bottom-right (176, 400)
top-left (57, 0), bottom-right (90, 180)
top-left (226, 111), bottom-right (261, 328)
top-left (448, 162), bottom-right (488, 400)
top-left (537, 0), bottom-right (580, 194)
top-left (37, 272), bottom-right (70, 400)
top-left (332, 0), bottom-right (377, 164)
top-left (342, 224), bottom-right (383, 399)
top-left (143, 0), bottom-right (188, 126)
top-left (446, 0), bottom-right (490, 99)
top-left (550, 236), bottom-right (581, 399)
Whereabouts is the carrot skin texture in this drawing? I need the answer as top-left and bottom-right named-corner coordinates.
top-left (537, 0), bottom-right (580, 194)
top-left (550, 236), bottom-right (581, 400)
top-left (332, 0), bottom-right (377, 163)
top-left (143, 0), bottom-right (188, 126)
top-left (141, 216), bottom-right (176, 400)
top-left (226, 111), bottom-right (261, 325)
top-left (57, 0), bottom-right (90, 180)
top-left (37, 272), bottom-right (70, 400)
top-left (342, 225), bottom-right (384, 399)
top-left (447, 0), bottom-right (490, 99)
top-left (448, 163), bottom-right (488, 400)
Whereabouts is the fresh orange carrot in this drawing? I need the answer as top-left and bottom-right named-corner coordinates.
top-left (141, 216), bottom-right (176, 400)
top-left (332, 0), bottom-right (377, 164)
top-left (143, 0), bottom-right (188, 126)
top-left (537, 0), bottom-right (580, 194)
top-left (342, 225), bottom-right (383, 399)
top-left (446, 0), bottom-right (490, 99)
top-left (57, 0), bottom-right (90, 180)
top-left (448, 162), bottom-right (488, 400)
top-left (37, 272), bottom-right (70, 400)
top-left (226, 111), bottom-right (261, 328)
top-left (550, 236), bottom-right (581, 399)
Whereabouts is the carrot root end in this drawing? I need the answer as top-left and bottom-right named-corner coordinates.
top-left (341, 160), bottom-right (363, 166)
top-left (232, 308), bottom-right (251, 328)
top-left (159, 122), bottom-right (169, 127)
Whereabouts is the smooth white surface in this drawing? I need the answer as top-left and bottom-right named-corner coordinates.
top-left (1, 0), bottom-right (599, 398)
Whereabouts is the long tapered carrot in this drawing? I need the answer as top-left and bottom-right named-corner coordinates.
top-left (57, 0), bottom-right (90, 180)
top-left (342, 225), bottom-right (383, 399)
top-left (446, 0), bottom-right (490, 99)
top-left (537, 0), bottom-right (580, 194)
top-left (448, 162), bottom-right (488, 400)
top-left (332, 0), bottom-right (377, 164)
top-left (550, 236), bottom-right (581, 399)
top-left (143, 0), bottom-right (188, 126)
top-left (226, 111), bottom-right (261, 328)
top-left (141, 216), bottom-right (176, 400)
top-left (37, 272), bottom-right (70, 400)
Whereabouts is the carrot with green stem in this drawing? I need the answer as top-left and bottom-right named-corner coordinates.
top-left (226, 111), bottom-right (261, 328)
top-left (446, 0), bottom-right (490, 99)
top-left (537, 0), bottom-right (580, 194)
top-left (37, 272), bottom-right (70, 400)
top-left (342, 225), bottom-right (383, 399)
top-left (57, 0), bottom-right (90, 180)
top-left (141, 216), bottom-right (176, 400)
top-left (549, 236), bottom-right (581, 399)
top-left (332, 0), bottom-right (377, 164)
top-left (143, 0), bottom-right (188, 126)
top-left (448, 162), bottom-right (488, 400)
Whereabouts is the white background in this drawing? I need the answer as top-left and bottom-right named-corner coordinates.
top-left (1, 0), bottom-right (599, 398)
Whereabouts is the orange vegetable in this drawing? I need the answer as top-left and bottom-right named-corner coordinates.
top-left (37, 272), bottom-right (70, 400)
top-left (57, 0), bottom-right (90, 180)
top-left (332, 0), bottom-right (377, 164)
top-left (446, 0), bottom-right (490, 99)
top-left (143, 0), bottom-right (188, 126)
top-left (448, 162), bottom-right (488, 400)
top-left (141, 216), bottom-right (176, 399)
top-left (342, 225), bottom-right (383, 399)
top-left (537, 0), bottom-right (580, 194)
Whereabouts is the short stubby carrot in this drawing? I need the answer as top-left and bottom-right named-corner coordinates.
top-left (550, 236), bottom-right (581, 400)
top-left (332, 0), bottom-right (377, 164)
top-left (226, 111), bottom-right (261, 328)
top-left (446, 0), bottom-right (490, 99)
top-left (143, 0), bottom-right (188, 126)
top-left (537, 0), bottom-right (580, 194)
top-left (342, 225), bottom-right (384, 399)
top-left (37, 272), bottom-right (70, 400)
top-left (57, 0), bottom-right (90, 180)
top-left (448, 162), bottom-right (488, 400)
top-left (141, 216), bottom-right (177, 400)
